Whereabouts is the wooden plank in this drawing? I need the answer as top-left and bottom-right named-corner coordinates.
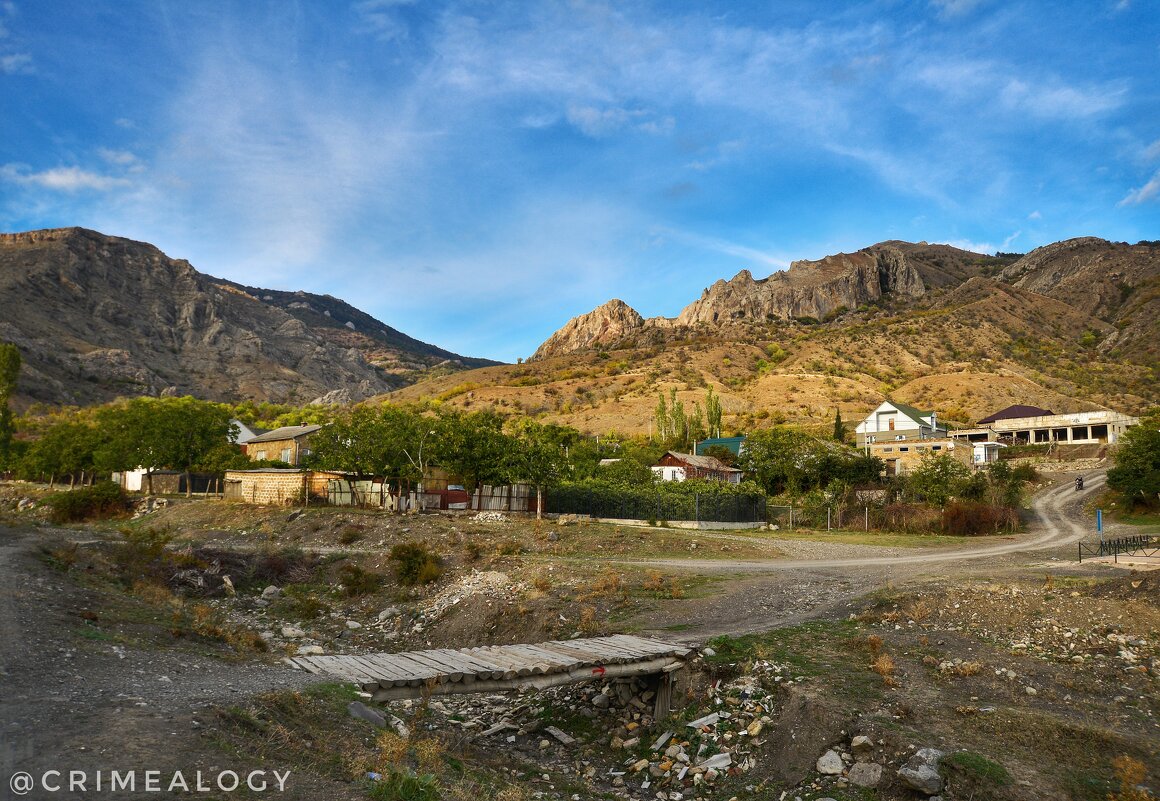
top-left (425, 648), bottom-right (506, 677)
top-left (486, 645), bottom-right (556, 675)
top-left (533, 641), bottom-right (607, 666)
top-left (613, 634), bottom-right (693, 658)
top-left (395, 650), bottom-right (465, 682)
top-left (511, 644), bottom-right (584, 672)
top-left (468, 647), bottom-right (537, 677)
top-left (347, 655), bottom-right (416, 686)
top-left (356, 654), bottom-right (431, 686)
top-left (374, 652), bottom-right (450, 683)
top-left (540, 640), bottom-right (630, 664)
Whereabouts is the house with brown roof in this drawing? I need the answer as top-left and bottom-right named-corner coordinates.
top-left (243, 425), bottom-right (322, 466)
top-left (652, 452), bottom-right (743, 484)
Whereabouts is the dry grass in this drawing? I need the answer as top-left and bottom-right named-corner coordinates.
top-left (904, 599), bottom-right (933, 623)
top-left (871, 652), bottom-right (899, 687)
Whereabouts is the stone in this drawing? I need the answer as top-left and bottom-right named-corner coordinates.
top-left (296, 645), bottom-right (324, 656)
top-left (847, 762), bottom-right (882, 788)
top-left (850, 735), bottom-right (874, 758)
top-left (702, 647), bottom-right (717, 658)
top-left (816, 750), bottom-right (844, 775)
top-left (346, 620), bottom-right (362, 629)
top-left (261, 585), bottom-right (281, 599)
top-left (591, 693), bottom-right (611, 709)
top-left (348, 701), bottom-right (386, 729)
top-left (898, 748), bottom-right (944, 795)
top-left (281, 625), bottom-right (305, 639)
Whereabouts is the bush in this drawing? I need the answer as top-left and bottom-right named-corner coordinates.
top-left (338, 563), bottom-right (383, 597)
top-left (389, 542), bottom-right (443, 586)
top-left (44, 482), bottom-right (131, 524)
top-left (942, 501), bottom-right (1019, 535)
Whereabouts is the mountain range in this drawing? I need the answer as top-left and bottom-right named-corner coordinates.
top-left (2, 227), bottom-right (1156, 434)
top-left (0, 228), bottom-right (496, 409)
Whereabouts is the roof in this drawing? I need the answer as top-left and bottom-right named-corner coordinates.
top-left (977, 405), bottom-right (1054, 424)
top-left (659, 452), bottom-right (742, 473)
top-left (695, 436), bottom-right (747, 456)
top-left (245, 424), bottom-right (322, 444)
top-left (888, 400), bottom-right (933, 426)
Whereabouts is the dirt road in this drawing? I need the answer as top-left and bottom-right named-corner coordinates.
top-left (627, 472), bottom-right (1111, 640)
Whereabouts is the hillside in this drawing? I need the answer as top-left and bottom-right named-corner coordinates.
top-left (390, 237), bottom-right (1158, 434)
top-left (0, 228), bottom-right (497, 408)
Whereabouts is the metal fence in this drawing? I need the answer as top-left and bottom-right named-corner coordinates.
top-left (1078, 534), bottom-right (1158, 562)
top-left (544, 489), bottom-right (767, 524)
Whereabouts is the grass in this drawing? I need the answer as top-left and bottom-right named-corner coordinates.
top-left (749, 527), bottom-right (992, 548)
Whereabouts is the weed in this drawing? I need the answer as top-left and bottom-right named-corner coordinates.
top-left (904, 599), bottom-right (933, 623)
top-left (945, 750), bottom-right (1012, 791)
top-left (389, 542), bottom-right (444, 586)
top-left (495, 538), bottom-right (523, 556)
top-left (1109, 756), bottom-right (1152, 801)
top-left (871, 653), bottom-right (898, 687)
top-left (338, 525), bottom-right (365, 545)
top-left (463, 540), bottom-right (483, 562)
top-left (41, 542), bottom-right (80, 572)
top-left (578, 605), bottom-right (599, 633)
top-left (338, 563), bottom-right (384, 597)
top-left (276, 585), bottom-right (331, 620)
top-left (44, 482), bottom-right (131, 524)
top-left (532, 574), bottom-right (553, 593)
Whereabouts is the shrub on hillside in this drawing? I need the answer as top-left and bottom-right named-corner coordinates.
top-left (942, 501), bottom-right (1019, 536)
top-left (45, 482), bottom-right (131, 524)
top-left (389, 542), bottom-right (443, 585)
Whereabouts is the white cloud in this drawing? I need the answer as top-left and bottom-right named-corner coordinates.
top-left (0, 52), bottom-right (32, 74)
top-left (1, 164), bottom-right (130, 191)
top-left (1118, 168), bottom-right (1160, 205)
top-left (98, 148), bottom-right (139, 167)
top-left (1000, 78), bottom-right (1125, 119)
top-left (655, 226), bottom-right (790, 271)
top-left (1000, 230), bottom-right (1022, 251)
top-left (930, 0), bottom-right (988, 17)
top-left (1028, 210), bottom-right (1042, 220)
top-left (944, 239), bottom-right (997, 254)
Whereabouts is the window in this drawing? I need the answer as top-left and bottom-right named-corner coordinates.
top-left (883, 447), bottom-right (893, 453)
top-left (888, 418), bottom-right (895, 431)
top-left (281, 448), bottom-right (292, 462)
top-left (899, 447), bottom-right (909, 453)
top-left (932, 445), bottom-right (942, 451)
top-left (255, 450), bottom-right (267, 461)
top-left (916, 446), bottom-right (926, 452)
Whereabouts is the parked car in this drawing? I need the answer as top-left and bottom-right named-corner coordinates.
top-left (445, 484), bottom-right (470, 509)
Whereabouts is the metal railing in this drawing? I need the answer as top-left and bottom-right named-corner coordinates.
top-left (1078, 534), bottom-right (1158, 562)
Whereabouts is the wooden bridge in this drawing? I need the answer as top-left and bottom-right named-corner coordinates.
top-left (291, 634), bottom-right (693, 716)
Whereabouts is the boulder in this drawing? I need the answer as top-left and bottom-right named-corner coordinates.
top-left (848, 762), bottom-right (882, 787)
top-left (898, 748), bottom-right (945, 795)
top-left (816, 750), bottom-right (844, 775)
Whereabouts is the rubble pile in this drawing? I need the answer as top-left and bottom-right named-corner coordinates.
top-left (373, 656), bottom-right (804, 800)
top-left (472, 511), bottom-right (508, 523)
top-left (417, 570), bottom-right (527, 624)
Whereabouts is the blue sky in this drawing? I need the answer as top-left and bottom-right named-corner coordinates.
top-left (1, 1), bottom-right (1157, 362)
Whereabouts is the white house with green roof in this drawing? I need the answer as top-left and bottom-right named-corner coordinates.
top-left (855, 400), bottom-right (947, 448)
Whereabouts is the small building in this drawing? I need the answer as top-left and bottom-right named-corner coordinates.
top-left (978, 408), bottom-right (1138, 445)
top-left (856, 401), bottom-right (948, 448)
top-left (223, 468), bottom-right (345, 505)
top-left (977, 405), bottom-right (1054, 426)
top-left (972, 441), bottom-right (1006, 466)
top-left (243, 424), bottom-right (322, 465)
top-left (866, 438), bottom-right (971, 476)
top-left (652, 452), bottom-right (743, 484)
top-left (694, 436), bottom-right (747, 457)
top-left (949, 427), bottom-right (999, 444)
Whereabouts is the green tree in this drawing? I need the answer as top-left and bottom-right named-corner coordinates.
top-left (654, 392), bottom-right (669, 443)
top-left (95, 397), bottom-right (234, 496)
top-left (507, 420), bottom-right (570, 518)
top-left (669, 388), bottom-right (687, 448)
top-left (832, 408), bottom-right (847, 444)
top-left (705, 386), bottom-right (723, 439)
top-left (1107, 411), bottom-right (1160, 509)
top-left (907, 452), bottom-right (972, 506)
top-left (18, 415), bottom-right (101, 487)
top-left (0, 343), bottom-right (20, 466)
top-left (432, 409), bottom-right (512, 506)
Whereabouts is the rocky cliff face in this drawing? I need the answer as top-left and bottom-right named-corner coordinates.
top-left (533, 243), bottom-right (935, 359)
top-left (532, 299), bottom-right (646, 360)
top-left (675, 246), bottom-right (926, 326)
top-left (0, 228), bottom-right (494, 407)
top-left (1001, 236), bottom-right (1160, 366)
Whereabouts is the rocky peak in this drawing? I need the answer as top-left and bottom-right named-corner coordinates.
top-left (532, 299), bottom-right (645, 360)
top-left (675, 245), bottom-right (925, 326)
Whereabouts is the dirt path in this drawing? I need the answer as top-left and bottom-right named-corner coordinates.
top-left (0, 525), bottom-right (347, 801)
top-left (627, 471), bottom-right (1110, 641)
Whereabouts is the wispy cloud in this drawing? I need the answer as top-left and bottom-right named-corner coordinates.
top-left (1, 164), bottom-right (130, 191)
top-left (0, 51), bottom-right (31, 73)
top-left (930, 0), bottom-right (988, 18)
top-left (655, 226), bottom-right (791, 271)
top-left (944, 238), bottom-right (997, 255)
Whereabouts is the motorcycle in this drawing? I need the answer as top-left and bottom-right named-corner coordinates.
top-left (1075, 477), bottom-right (1084, 491)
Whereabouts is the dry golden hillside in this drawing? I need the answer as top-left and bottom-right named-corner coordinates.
top-left (387, 267), bottom-right (1156, 435)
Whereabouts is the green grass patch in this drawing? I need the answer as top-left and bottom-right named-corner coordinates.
top-left (755, 527), bottom-right (987, 548)
top-left (945, 750), bottom-right (1012, 786)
